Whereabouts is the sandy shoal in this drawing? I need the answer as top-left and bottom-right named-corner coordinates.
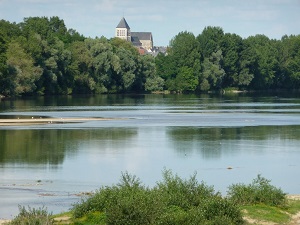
top-left (0, 117), bottom-right (115, 126)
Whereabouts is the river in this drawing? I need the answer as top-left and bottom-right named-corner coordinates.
top-left (0, 93), bottom-right (300, 218)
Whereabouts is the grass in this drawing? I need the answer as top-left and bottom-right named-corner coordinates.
top-left (241, 199), bottom-right (300, 224)
top-left (286, 199), bottom-right (300, 214)
top-left (242, 204), bottom-right (290, 224)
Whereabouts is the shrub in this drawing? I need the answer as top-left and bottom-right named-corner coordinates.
top-left (156, 169), bottom-right (216, 210)
top-left (227, 174), bottom-right (287, 206)
top-left (200, 196), bottom-right (244, 225)
top-left (8, 205), bottom-right (53, 225)
top-left (73, 170), bottom-right (245, 225)
top-left (73, 172), bottom-right (164, 225)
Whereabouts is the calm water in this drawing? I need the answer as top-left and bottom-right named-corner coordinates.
top-left (1, 93), bottom-right (300, 218)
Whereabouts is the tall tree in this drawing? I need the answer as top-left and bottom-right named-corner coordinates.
top-left (166, 31), bottom-right (201, 91)
top-left (135, 54), bottom-right (163, 92)
top-left (0, 31), bottom-right (8, 95)
top-left (5, 41), bottom-right (42, 95)
top-left (220, 33), bottom-right (243, 87)
top-left (279, 35), bottom-right (300, 89)
top-left (200, 50), bottom-right (225, 91)
top-left (197, 26), bottom-right (224, 59)
top-left (245, 35), bottom-right (279, 89)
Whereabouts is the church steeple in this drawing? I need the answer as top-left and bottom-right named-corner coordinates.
top-left (115, 17), bottom-right (131, 41)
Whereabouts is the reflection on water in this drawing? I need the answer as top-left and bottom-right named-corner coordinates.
top-left (167, 126), bottom-right (300, 158)
top-left (0, 128), bottom-right (137, 165)
top-left (0, 92), bottom-right (300, 218)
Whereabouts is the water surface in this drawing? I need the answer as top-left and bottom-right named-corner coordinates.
top-left (0, 93), bottom-right (300, 218)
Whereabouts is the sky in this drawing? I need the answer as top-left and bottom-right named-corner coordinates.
top-left (0, 0), bottom-right (300, 46)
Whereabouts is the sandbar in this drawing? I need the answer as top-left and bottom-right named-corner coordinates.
top-left (0, 117), bottom-right (115, 126)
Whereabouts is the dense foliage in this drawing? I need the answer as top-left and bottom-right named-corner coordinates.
top-left (1, 16), bottom-right (300, 96)
top-left (72, 170), bottom-right (244, 225)
top-left (157, 29), bottom-right (300, 92)
top-left (0, 17), bottom-right (163, 96)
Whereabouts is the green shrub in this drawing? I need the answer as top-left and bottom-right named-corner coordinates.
top-left (73, 170), bottom-right (245, 225)
top-left (154, 205), bottom-right (189, 225)
top-left (200, 196), bottom-right (244, 225)
top-left (72, 186), bottom-right (114, 218)
top-left (8, 205), bottom-right (53, 225)
top-left (156, 169), bottom-right (216, 210)
top-left (73, 172), bottom-right (164, 225)
top-left (227, 174), bottom-right (287, 206)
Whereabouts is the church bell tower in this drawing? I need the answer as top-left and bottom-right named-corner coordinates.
top-left (115, 17), bottom-right (131, 42)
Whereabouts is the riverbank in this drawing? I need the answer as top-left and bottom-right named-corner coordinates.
top-left (1, 195), bottom-right (300, 225)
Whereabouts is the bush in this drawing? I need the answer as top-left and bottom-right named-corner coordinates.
top-left (227, 174), bottom-right (287, 206)
top-left (73, 172), bottom-right (164, 225)
top-left (73, 170), bottom-right (245, 225)
top-left (156, 169), bottom-right (216, 210)
top-left (8, 205), bottom-right (53, 225)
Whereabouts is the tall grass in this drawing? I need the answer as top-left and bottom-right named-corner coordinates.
top-left (7, 206), bottom-right (53, 225)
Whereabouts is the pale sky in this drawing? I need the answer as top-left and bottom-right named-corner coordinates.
top-left (0, 0), bottom-right (300, 46)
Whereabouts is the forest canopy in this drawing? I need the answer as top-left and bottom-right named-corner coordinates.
top-left (0, 16), bottom-right (299, 96)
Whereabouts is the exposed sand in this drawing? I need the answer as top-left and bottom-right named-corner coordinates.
top-left (0, 117), bottom-right (116, 126)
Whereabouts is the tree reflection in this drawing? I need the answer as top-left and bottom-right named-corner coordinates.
top-left (0, 128), bottom-right (137, 165)
top-left (167, 125), bottom-right (300, 159)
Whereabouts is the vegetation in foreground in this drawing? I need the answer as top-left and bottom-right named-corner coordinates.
top-left (6, 170), bottom-right (300, 225)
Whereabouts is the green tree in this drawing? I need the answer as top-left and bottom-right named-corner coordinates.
top-left (115, 47), bottom-right (137, 92)
top-left (0, 20), bottom-right (21, 95)
top-left (175, 66), bottom-right (199, 92)
top-left (197, 26), bottom-right (224, 58)
top-left (0, 31), bottom-right (8, 95)
top-left (135, 54), bottom-right (164, 92)
top-left (155, 52), bottom-right (176, 87)
top-left (279, 35), bottom-right (300, 89)
top-left (166, 31), bottom-right (201, 91)
top-left (200, 50), bottom-right (225, 91)
top-left (220, 33), bottom-right (243, 87)
top-left (245, 35), bottom-right (279, 89)
top-left (169, 31), bottom-right (200, 70)
top-left (41, 37), bottom-right (72, 94)
top-left (68, 41), bottom-right (94, 93)
top-left (6, 40), bottom-right (42, 95)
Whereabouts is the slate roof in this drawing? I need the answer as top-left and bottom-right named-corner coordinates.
top-left (131, 36), bottom-right (142, 46)
top-left (116, 17), bottom-right (130, 29)
top-left (131, 32), bottom-right (152, 41)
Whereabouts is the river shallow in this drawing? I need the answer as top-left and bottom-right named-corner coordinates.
top-left (0, 93), bottom-right (300, 218)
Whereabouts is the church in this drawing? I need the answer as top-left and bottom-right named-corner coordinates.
top-left (115, 17), bottom-right (153, 52)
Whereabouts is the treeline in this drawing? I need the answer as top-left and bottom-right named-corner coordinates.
top-left (0, 17), bottom-right (300, 96)
top-left (0, 16), bottom-right (163, 96)
top-left (157, 28), bottom-right (300, 92)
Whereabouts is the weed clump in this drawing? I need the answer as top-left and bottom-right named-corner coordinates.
top-left (227, 174), bottom-right (287, 207)
top-left (8, 205), bottom-right (53, 225)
